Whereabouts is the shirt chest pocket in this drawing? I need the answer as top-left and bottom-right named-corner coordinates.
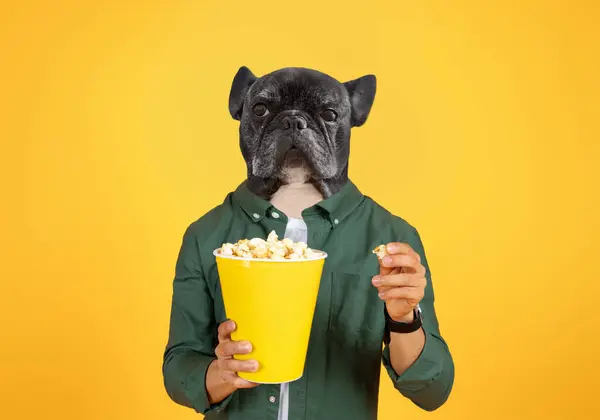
top-left (327, 270), bottom-right (386, 349)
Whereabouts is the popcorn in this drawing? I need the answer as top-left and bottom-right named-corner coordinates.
top-left (291, 242), bottom-right (308, 254)
top-left (267, 231), bottom-right (278, 245)
top-left (269, 244), bottom-right (287, 260)
top-left (220, 243), bottom-right (235, 256)
top-left (304, 248), bottom-right (317, 259)
top-left (248, 237), bottom-right (267, 248)
top-left (217, 231), bottom-right (320, 260)
top-left (372, 244), bottom-right (388, 260)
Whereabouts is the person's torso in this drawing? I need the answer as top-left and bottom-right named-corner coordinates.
top-left (199, 192), bottom-right (408, 420)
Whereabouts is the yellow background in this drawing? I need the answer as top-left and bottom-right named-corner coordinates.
top-left (2, 1), bottom-right (599, 419)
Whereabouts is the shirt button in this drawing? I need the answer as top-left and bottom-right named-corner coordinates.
top-left (253, 213), bottom-right (260, 219)
top-left (333, 218), bottom-right (339, 225)
top-left (269, 396), bottom-right (276, 403)
top-left (271, 212), bottom-right (280, 219)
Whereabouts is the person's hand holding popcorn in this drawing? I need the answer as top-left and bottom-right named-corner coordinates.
top-left (372, 243), bottom-right (427, 322)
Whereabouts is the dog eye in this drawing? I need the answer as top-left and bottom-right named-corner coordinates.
top-left (253, 103), bottom-right (269, 117)
top-left (320, 109), bottom-right (337, 122)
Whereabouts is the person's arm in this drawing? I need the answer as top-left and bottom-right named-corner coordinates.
top-left (162, 224), bottom-right (234, 414)
top-left (381, 227), bottom-right (454, 411)
top-left (387, 313), bottom-right (426, 376)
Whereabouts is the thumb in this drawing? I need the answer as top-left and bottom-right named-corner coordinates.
top-left (375, 245), bottom-right (394, 276)
top-left (378, 258), bottom-right (395, 276)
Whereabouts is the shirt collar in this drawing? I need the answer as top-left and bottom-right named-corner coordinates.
top-left (313, 180), bottom-right (365, 226)
top-left (233, 180), bottom-right (273, 223)
top-left (232, 179), bottom-right (365, 225)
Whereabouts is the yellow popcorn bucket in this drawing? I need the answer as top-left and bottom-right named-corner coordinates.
top-left (213, 249), bottom-right (327, 383)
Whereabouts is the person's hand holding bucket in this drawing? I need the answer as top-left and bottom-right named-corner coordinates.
top-left (214, 231), bottom-right (327, 384)
top-left (206, 320), bottom-right (259, 404)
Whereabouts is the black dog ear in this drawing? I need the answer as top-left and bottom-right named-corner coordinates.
top-left (343, 75), bottom-right (377, 127)
top-left (229, 66), bottom-right (258, 120)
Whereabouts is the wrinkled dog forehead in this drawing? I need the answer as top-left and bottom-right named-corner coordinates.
top-left (246, 68), bottom-right (349, 110)
top-left (229, 66), bottom-right (376, 128)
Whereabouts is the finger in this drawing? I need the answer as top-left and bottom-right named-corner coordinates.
top-left (385, 243), bottom-right (418, 259)
top-left (221, 371), bottom-right (259, 389)
top-left (216, 340), bottom-right (253, 358)
top-left (372, 273), bottom-right (422, 288)
top-left (381, 243), bottom-right (422, 271)
top-left (221, 358), bottom-right (259, 374)
top-left (376, 243), bottom-right (421, 277)
top-left (381, 253), bottom-right (423, 272)
top-left (218, 320), bottom-right (236, 342)
top-left (378, 263), bottom-right (395, 277)
top-left (378, 286), bottom-right (424, 301)
top-left (375, 285), bottom-right (393, 294)
top-left (232, 376), bottom-right (260, 389)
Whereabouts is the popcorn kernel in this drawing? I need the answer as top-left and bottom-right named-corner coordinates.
top-left (218, 231), bottom-right (320, 260)
top-left (372, 244), bottom-right (388, 260)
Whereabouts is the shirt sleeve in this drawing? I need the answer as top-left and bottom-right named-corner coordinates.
top-left (381, 226), bottom-right (455, 411)
top-left (162, 223), bottom-right (235, 415)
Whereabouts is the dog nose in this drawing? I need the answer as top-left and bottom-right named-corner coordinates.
top-left (281, 115), bottom-right (307, 130)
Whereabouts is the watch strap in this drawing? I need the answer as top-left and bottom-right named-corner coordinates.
top-left (383, 305), bottom-right (423, 344)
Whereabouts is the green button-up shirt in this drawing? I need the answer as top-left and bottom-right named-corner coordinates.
top-left (163, 180), bottom-right (454, 419)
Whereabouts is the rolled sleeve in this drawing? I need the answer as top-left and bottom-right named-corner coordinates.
top-left (381, 321), bottom-right (454, 411)
top-left (381, 226), bottom-right (455, 411)
top-left (382, 328), bottom-right (444, 392)
top-left (182, 355), bottom-right (234, 414)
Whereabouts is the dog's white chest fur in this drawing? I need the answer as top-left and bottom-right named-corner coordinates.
top-left (269, 168), bottom-right (323, 219)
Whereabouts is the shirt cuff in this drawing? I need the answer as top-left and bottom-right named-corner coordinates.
top-left (183, 356), bottom-right (235, 415)
top-left (382, 328), bottom-right (444, 393)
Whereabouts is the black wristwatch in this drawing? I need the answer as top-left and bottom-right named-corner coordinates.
top-left (383, 305), bottom-right (423, 344)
